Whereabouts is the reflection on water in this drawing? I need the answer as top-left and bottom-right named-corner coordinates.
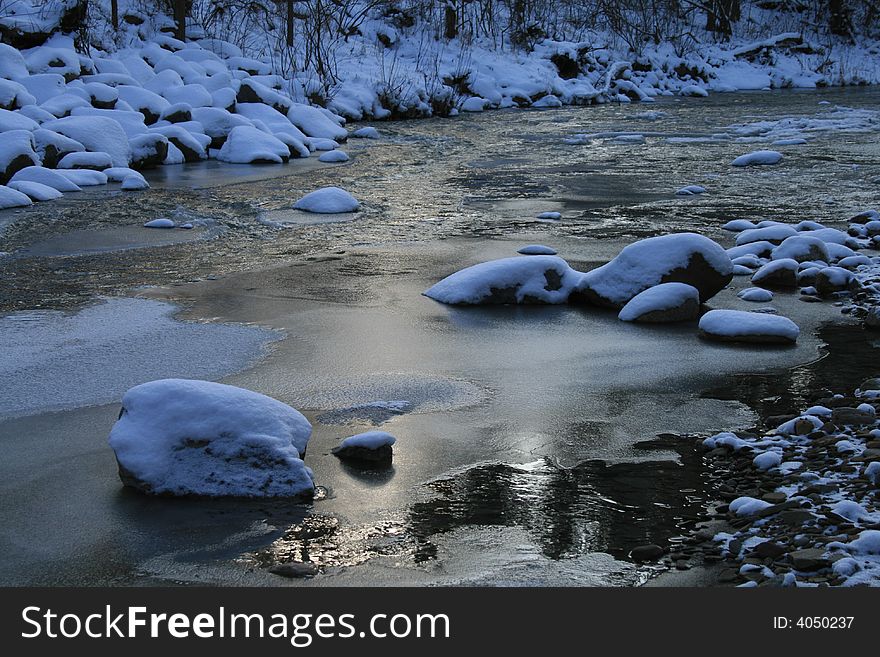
top-left (408, 435), bottom-right (708, 563)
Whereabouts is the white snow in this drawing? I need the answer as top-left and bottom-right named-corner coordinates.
top-left (675, 185), bottom-right (706, 195)
top-left (293, 186), bottom-right (359, 213)
top-left (730, 496), bottom-right (773, 516)
top-left (339, 430), bottom-right (396, 449)
top-left (424, 255), bottom-right (581, 305)
top-left (108, 379), bottom-right (313, 498)
top-left (517, 245), bottom-right (558, 256)
top-left (58, 151), bottom-right (113, 170)
top-left (699, 309), bottom-right (799, 342)
top-left (731, 150), bottom-right (783, 166)
top-left (10, 165), bottom-right (82, 192)
top-left (753, 450), bottom-right (782, 470)
top-left (722, 219), bottom-right (758, 232)
top-left (57, 168), bottom-right (108, 186)
top-left (576, 233), bottom-right (732, 306)
top-left (737, 287), bottom-right (773, 302)
top-left (617, 282), bottom-right (699, 322)
top-left (736, 225), bottom-right (798, 245)
top-left (43, 116), bottom-right (131, 167)
top-left (351, 127), bottom-right (379, 139)
top-left (537, 211), bottom-right (562, 220)
top-left (461, 97), bottom-right (488, 112)
top-left (6, 180), bottom-right (62, 201)
top-left (121, 175), bottom-right (149, 191)
top-left (317, 150), bottom-right (349, 163)
top-left (0, 184), bottom-right (33, 209)
top-left (772, 235), bottom-right (830, 262)
top-left (217, 125), bottom-right (289, 163)
top-left (144, 218), bottom-right (175, 229)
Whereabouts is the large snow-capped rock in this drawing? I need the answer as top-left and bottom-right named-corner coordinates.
top-left (108, 379), bottom-right (314, 498)
top-left (217, 125), bottom-right (290, 163)
top-left (10, 165), bottom-right (82, 192)
top-left (772, 235), bottom-right (830, 263)
top-left (699, 309), bottom-right (799, 345)
top-left (617, 282), bottom-right (700, 323)
top-left (0, 129), bottom-right (39, 184)
top-left (572, 233), bottom-right (732, 308)
top-left (293, 186), bottom-right (359, 213)
top-left (43, 115), bottom-right (132, 167)
top-left (424, 255), bottom-right (581, 305)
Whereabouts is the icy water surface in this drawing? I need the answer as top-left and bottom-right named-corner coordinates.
top-left (0, 88), bottom-right (878, 585)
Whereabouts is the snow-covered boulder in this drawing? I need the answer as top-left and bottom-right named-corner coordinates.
top-left (737, 287), bottom-right (773, 302)
top-left (293, 186), bottom-right (359, 213)
top-left (10, 165), bottom-right (82, 192)
top-left (0, 129), bottom-right (39, 184)
top-left (217, 125), bottom-right (290, 164)
top-left (0, 184), bottom-right (33, 209)
top-left (618, 282), bottom-right (700, 323)
top-left (117, 86), bottom-right (169, 124)
top-left (57, 169), bottom-right (108, 187)
top-left (424, 255), bottom-right (581, 305)
top-left (732, 150), bottom-right (783, 167)
top-left (736, 225), bottom-right (798, 246)
top-left (517, 245), bottom-right (557, 255)
top-left (751, 258), bottom-right (798, 289)
top-left (32, 128), bottom-right (84, 168)
top-left (699, 309), bottom-right (799, 345)
top-left (151, 125), bottom-right (207, 162)
top-left (461, 96), bottom-right (488, 112)
top-left (7, 180), bottom-right (63, 201)
top-left (108, 379), bottom-right (314, 498)
top-left (129, 133), bottom-right (169, 169)
top-left (0, 107), bottom-right (39, 132)
top-left (43, 116), bottom-right (131, 167)
top-left (58, 151), bottom-right (113, 170)
top-left (318, 150), bottom-right (349, 163)
top-left (351, 127), bottom-right (379, 139)
top-left (815, 266), bottom-right (855, 296)
top-left (331, 431), bottom-right (396, 464)
top-left (772, 235), bottom-right (830, 263)
top-left (572, 233), bottom-right (732, 308)
top-left (722, 219), bottom-right (758, 232)
top-left (288, 104), bottom-right (347, 142)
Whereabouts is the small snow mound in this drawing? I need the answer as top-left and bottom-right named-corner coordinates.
top-left (293, 186), bottom-right (359, 214)
top-left (699, 309), bottom-right (799, 344)
top-left (340, 431), bottom-right (396, 449)
top-left (122, 175), bottom-right (150, 191)
top-left (737, 287), bottom-right (774, 302)
top-left (675, 185), bottom-right (706, 196)
top-left (461, 97), bottom-right (488, 112)
top-left (517, 244), bottom-right (557, 256)
top-left (351, 127), bottom-right (379, 139)
top-left (730, 496), bottom-right (773, 516)
top-left (0, 184), bottom-right (33, 209)
top-left (732, 150), bottom-right (783, 167)
top-left (617, 282), bottom-right (700, 323)
top-left (536, 211), bottom-right (561, 220)
top-left (318, 150), bottom-right (350, 163)
top-left (144, 218), bottom-right (174, 229)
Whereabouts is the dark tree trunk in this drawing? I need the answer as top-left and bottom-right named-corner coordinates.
top-left (444, 3), bottom-right (458, 40)
top-left (111, 0), bottom-right (118, 31)
top-left (174, 0), bottom-right (186, 41)
top-left (287, 0), bottom-right (294, 46)
top-left (706, 0), bottom-right (740, 37)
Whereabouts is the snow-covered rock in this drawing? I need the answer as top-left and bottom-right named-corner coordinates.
top-left (57, 168), bottom-right (107, 186)
top-left (736, 224), bottom-right (798, 246)
top-left (293, 186), bottom-right (359, 213)
top-left (815, 266), bottom-right (855, 296)
top-left (43, 116), bottom-right (131, 167)
top-left (144, 218), bottom-right (174, 228)
top-left (517, 245), bottom-right (557, 256)
top-left (0, 129), bottom-right (39, 183)
top-left (737, 287), bottom-right (774, 302)
top-left (288, 104), bottom-right (347, 142)
top-left (0, 184), bottom-right (33, 209)
top-left (731, 150), bottom-right (783, 167)
top-left (217, 125), bottom-right (290, 163)
top-left (424, 255), bottom-right (581, 305)
top-left (676, 185), bottom-right (706, 196)
top-left (7, 179), bottom-right (63, 201)
top-left (617, 282), bottom-right (700, 323)
top-left (351, 127), bottom-right (379, 139)
top-left (331, 430), bottom-right (396, 463)
top-left (573, 233), bottom-right (732, 308)
top-left (108, 379), bottom-right (314, 498)
top-left (772, 235), bottom-right (830, 263)
top-left (318, 149), bottom-right (349, 163)
top-left (10, 165), bottom-right (82, 192)
top-left (58, 150), bottom-right (113, 170)
top-left (537, 211), bottom-right (562, 220)
top-left (751, 258), bottom-right (799, 288)
top-left (699, 309), bottom-right (799, 344)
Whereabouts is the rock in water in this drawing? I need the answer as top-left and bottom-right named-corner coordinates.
top-left (751, 259), bottom-right (798, 289)
top-left (698, 309), bottom-right (799, 345)
top-left (293, 186), bottom-right (359, 213)
top-left (815, 266), bottom-right (855, 296)
top-left (108, 379), bottom-right (314, 498)
top-left (572, 233), bottom-right (732, 308)
top-left (332, 430), bottom-right (396, 463)
top-left (618, 282), bottom-right (700, 323)
top-left (424, 255), bottom-right (581, 305)
top-left (630, 544), bottom-right (665, 562)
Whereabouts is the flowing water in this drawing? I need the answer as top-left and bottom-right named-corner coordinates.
top-left (0, 88), bottom-right (878, 585)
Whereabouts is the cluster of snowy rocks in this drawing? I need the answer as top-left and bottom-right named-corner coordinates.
top-left (687, 380), bottom-right (880, 587)
top-left (0, 35), bottom-right (366, 209)
top-left (424, 209), bottom-right (880, 346)
top-left (108, 378), bottom-right (396, 499)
